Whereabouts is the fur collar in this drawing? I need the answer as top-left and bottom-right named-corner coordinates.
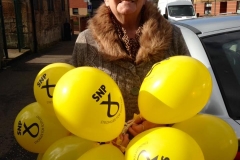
top-left (88, 2), bottom-right (173, 64)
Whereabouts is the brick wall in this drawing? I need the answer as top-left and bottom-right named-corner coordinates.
top-left (2, 0), bottom-right (70, 51)
top-left (227, 1), bottom-right (237, 13)
top-left (211, 2), bottom-right (220, 15)
top-left (0, 20), bottom-right (3, 67)
top-left (2, 0), bottom-right (23, 48)
top-left (194, 0), bottom-right (238, 16)
top-left (69, 0), bottom-right (87, 8)
top-left (195, 2), bottom-right (205, 16)
top-left (33, 0), bottom-right (69, 49)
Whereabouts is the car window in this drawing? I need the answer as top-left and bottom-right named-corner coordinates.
top-left (168, 5), bottom-right (195, 16)
top-left (201, 31), bottom-right (240, 119)
top-left (222, 40), bottom-right (240, 83)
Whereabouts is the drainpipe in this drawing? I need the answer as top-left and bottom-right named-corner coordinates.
top-left (30, 0), bottom-right (38, 53)
top-left (0, 0), bottom-right (8, 59)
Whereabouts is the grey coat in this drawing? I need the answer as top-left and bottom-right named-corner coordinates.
top-left (71, 2), bottom-right (190, 121)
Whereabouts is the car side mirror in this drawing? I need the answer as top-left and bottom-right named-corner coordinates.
top-left (163, 14), bottom-right (168, 19)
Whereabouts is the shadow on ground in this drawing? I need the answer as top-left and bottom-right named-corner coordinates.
top-left (0, 34), bottom-right (78, 160)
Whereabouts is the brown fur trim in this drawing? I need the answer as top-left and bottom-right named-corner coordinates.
top-left (88, 1), bottom-right (173, 64)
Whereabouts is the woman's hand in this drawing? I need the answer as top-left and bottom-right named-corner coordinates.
top-left (128, 114), bottom-right (166, 136)
top-left (111, 133), bottom-right (130, 153)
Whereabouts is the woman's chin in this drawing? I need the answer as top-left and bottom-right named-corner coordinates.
top-left (117, 2), bottom-right (137, 14)
top-left (118, 10), bottom-right (136, 15)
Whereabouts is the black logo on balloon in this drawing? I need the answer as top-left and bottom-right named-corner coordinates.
top-left (92, 85), bottom-right (120, 118)
top-left (137, 150), bottom-right (170, 160)
top-left (145, 58), bottom-right (170, 78)
top-left (145, 62), bottom-right (161, 78)
top-left (41, 79), bottom-right (56, 98)
top-left (101, 93), bottom-right (119, 117)
top-left (17, 121), bottom-right (39, 137)
top-left (23, 123), bottom-right (39, 138)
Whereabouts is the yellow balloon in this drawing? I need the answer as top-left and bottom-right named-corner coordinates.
top-left (42, 135), bottom-right (99, 160)
top-left (33, 63), bottom-right (75, 114)
top-left (37, 153), bottom-right (43, 160)
top-left (77, 144), bottom-right (125, 160)
top-left (13, 102), bottom-right (70, 153)
top-left (53, 67), bottom-right (125, 142)
top-left (139, 56), bottom-right (212, 124)
top-left (173, 114), bottom-right (238, 160)
top-left (125, 127), bottom-right (204, 160)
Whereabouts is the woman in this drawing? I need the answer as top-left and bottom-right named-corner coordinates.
top-left (71, 0), bottom-right (190, 149)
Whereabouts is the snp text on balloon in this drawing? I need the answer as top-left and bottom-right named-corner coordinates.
top-left (92, 84), bottom-right (108, 102)
top-left (37, 73), bottom-right (47, 87)
top-left (36, 73), bottom-right (56, 103)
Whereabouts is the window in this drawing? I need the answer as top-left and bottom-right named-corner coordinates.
top-left (222, 40), bottom-right (240, 83)
top-left (237, 1), bottom-right (240, 14)
top-left (73, 8), bottom-right (79, 15)
top-left (204, 2), bottom-right (212, 14)
top-left (47, 0), bottom-right (54, 11)
top-left (168, 5), bottom-right (195, 17)
top-left (202, 31), bottom-right (240, 119)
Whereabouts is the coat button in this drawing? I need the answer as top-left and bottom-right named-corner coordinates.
top-left (131, 87), bottom-right (139, 96)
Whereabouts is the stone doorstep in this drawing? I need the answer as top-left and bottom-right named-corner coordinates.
top-left (1, 49), bottom-right (31, 68)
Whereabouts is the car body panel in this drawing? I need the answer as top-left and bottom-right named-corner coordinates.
top-left (176, 15), bottom-right (240, 36)
top-left (177, 24), bottom-right (230, 117)
top-left (173, 15), bottom-right (240, 139)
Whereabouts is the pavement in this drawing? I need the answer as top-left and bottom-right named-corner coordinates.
top-left (0, 33), bottom-right (78, 160)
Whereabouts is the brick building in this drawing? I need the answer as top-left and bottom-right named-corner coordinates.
top-left (0, 0), bottom-right (70, 56)
top-left (69, 0), bottom-right (87, 32)
top-left (194, 0), bottom-right (240, 16)
top-left (69, 0), bottom-right (102, 31)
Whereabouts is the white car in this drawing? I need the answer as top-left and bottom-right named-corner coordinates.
top-left (158, 0), bottom-right (197, 21)
top-left (173, 15), bottom-right (240, 141)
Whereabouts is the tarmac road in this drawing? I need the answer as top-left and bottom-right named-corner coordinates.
top-left (0, 34), bottom-right (77, 160)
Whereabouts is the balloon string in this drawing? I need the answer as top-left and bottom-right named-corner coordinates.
top-left (122, 119), bottom-right (135, 134)
top-left (109, 113), bottom-right (140, 153)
